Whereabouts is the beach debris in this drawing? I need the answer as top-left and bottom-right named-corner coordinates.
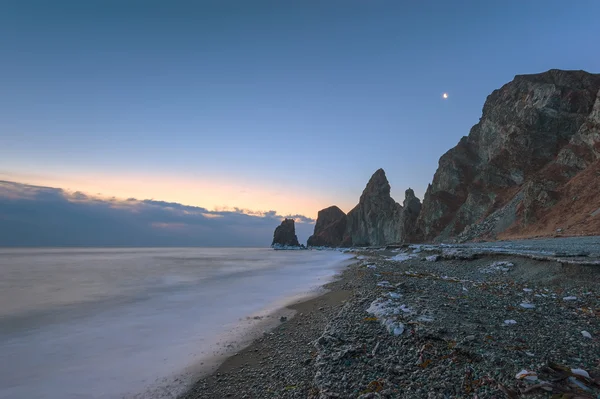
top-left (504, 319), bottom-right (517, 325)
top-left (563, 296), bottom-right (578, 301)
top-left (581, 330), bottom-right (592, 338)
top-left (519, 302), bottom-right (535, 309)
top-left (568, 376), bottom-right (592, 392)
top-left (515, 369), bottom-right (538, 381)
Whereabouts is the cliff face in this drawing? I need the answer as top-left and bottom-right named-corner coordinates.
top-left (414, 69), bottom-right (600, 242)
top-left (271, 218), bottom-right (300, 247)
top-left (306, 206), bottom-right (347, 247)
top-left (344, 169), bottom-right (422, 246)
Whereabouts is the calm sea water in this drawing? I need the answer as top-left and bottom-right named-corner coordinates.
top-left (0, 248), bottom-right (351, 399)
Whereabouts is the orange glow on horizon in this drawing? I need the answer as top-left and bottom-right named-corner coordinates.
top-left (0, 170), bottom-right (353, 219)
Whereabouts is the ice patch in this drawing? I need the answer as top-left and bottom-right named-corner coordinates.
top-left (581, 330), bottom-right (592, 339)
top-left (515, 369), bottom-right (538, 381)
top-left (388, 292), bottom-right (401, 299)
top-left (479, 261), bottom-right (514, 274)
top-left (523, 288), bottom-right (532, 292)
top-left (366, 264), bottom-right (377, 269)
top-left (425, 255), bottom-right (440, 262)
top-left (389, 252), bottom-right (416, 262)
top-left (563, 296), bottom-right (577, 301)
top-left (376, 281), bottom-right (391, 287)
top-left (504, 319), bottom-right (517, 325)
top-left (366, 298), bottom-right (411, 337)
top-left (571, 368), bottom-right (590, 378)
top-left (519, 303), bottom-right (535, 309)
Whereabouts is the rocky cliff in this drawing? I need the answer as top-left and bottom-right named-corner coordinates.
top-left (344, 169), bottom-right (421, 246)
top-left (306, 206), bottom-right (348, 247)
top-left (414, 69), bottom-right (600, 242)
top-left (271, 218), bottom-right (300, 247)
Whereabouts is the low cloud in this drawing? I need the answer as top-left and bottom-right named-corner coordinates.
top-left (0, 181), bottom-right (315, 247)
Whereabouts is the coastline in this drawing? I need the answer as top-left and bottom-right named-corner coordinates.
top-left (181, 243), bottom-right (600, 399)
top-left (179, 256), bottom-right (361, 399)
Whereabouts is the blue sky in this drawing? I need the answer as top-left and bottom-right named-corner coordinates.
top-left (1, 0), bottom-right (599, 245)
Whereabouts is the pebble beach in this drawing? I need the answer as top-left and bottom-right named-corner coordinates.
top-left (182, 241), bottom-right (600, 399)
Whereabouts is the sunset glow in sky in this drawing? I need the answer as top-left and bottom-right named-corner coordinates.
top-left (1, 1), bottom-right (599, 222)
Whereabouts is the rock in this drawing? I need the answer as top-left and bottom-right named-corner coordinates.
top-left (345, 169), bottom-right (420, 246)
top-left (412, 70), bottom-right (600, 242)
top-left (307, 206), bottom-right (348, 247)
top-left (271, 218), bottom-right (300, 247)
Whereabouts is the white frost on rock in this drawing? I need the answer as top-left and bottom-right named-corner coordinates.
top-left (520, 303), bottom-right (535, 309)
top-left (581, 330), bottom-right (592, 339)
top-left (563, 296), bottom-right (577, 301)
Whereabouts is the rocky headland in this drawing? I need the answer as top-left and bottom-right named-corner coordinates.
top-left (302, 69), bottom-right (600, 248)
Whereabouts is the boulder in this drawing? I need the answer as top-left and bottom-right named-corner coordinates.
top-left (271, 218), bottom-right (300, 247)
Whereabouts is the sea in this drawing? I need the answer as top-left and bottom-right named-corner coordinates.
top-left (0, 247), bottom-right (352, 399)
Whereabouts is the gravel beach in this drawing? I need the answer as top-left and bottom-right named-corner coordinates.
top-left (181, 239), bottom-right (600, 399)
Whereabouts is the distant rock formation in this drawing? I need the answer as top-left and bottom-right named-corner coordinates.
top-left (271, 218), bottom-right (300, 247)
top-left (307, 206), bottom-right (347, 247)
top-left (413, 69), bottom-right (600, 242)
top-left (345, 169), bottom-right (405, 246)
top-left (399, 188), bottom-right (422, 241)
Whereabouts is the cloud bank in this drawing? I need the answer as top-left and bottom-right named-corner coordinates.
top-left (0, 181), bottom-right (315, 247)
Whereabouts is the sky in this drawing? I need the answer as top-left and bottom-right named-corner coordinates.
top-left (1, 1), bottom-right (599, 246)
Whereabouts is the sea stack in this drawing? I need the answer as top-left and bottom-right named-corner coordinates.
top-left (307, 206), bottom-right (348, 247)
top-left (345, 169), bottom-right (404, 246)
top-left (271, 218), bottom-right (300, 248)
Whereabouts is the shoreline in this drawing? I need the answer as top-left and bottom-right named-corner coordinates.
top-left (179, 257), bottom-right (360, 399)
top-left (181, 243), bottom-right (600, 399)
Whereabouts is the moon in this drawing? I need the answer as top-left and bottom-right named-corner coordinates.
top-left (442, 93), bottom-right (448, 99)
